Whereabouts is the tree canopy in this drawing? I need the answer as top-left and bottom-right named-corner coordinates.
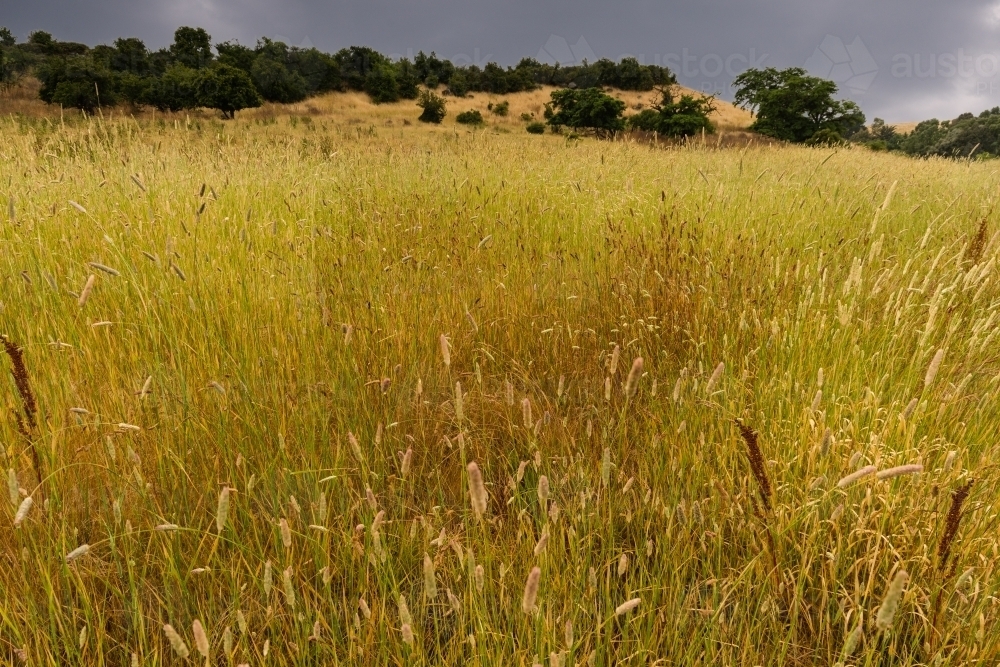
top-left (546, 88), bottom-right (626, 136)
top-left (733, 67), bottom-right (865, 143)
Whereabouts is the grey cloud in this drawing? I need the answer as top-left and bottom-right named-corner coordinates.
top-left (5, 0), bottom-right (1000, 120)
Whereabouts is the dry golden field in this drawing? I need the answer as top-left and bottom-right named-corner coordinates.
top-left (0, 87), bottom-right (998, 666)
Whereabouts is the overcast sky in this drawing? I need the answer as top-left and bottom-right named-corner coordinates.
top-left (5, 0), bottom-right (1000, 121)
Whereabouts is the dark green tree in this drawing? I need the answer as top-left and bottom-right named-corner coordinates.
top-left (37, 54), bottom-right (117, 111)
top-left (110, 37), bottom-right (150, 74)
top-left (416, 89), bottom-right (446, 123)
top-left (394, 59), bottom-right (420, 99)
top-left (145, 63), bottom-right (200, 111)
top-left (364, 62), bottom-right (399, 104)
top-left (627, 86), bottom-right (715, 137)
top-left (216, 40), bottom-right (256, 74)
top-left (170, 27), bottom-right (213, 69)
top-left (546, 87), bottom-right (626, 136)
top-left (199, 63), bottom-right (262, 118)
top-left (0, 27), bottom-right (15, 47)
top-left (733, 67), bottom-right (865, 143)
top-left (251, 57), bottom-right (308, 103)
top-left (334, 46), bottom-right (388, 91)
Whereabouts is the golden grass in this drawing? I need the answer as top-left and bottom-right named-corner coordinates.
top-left (0, 107), bottom-right (998, 666)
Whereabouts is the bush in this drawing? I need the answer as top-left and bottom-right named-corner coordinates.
top-left (489, 100), bottom-right (509, 116)
top-left (625, 108), bottom-right (660, 132)
top-left (520, 112), bottom-right (533, 121)
top-left (546, 88), bottom-right (626, 136)
top-left (526, 122), bottom-right (546, 134)
top-left (806, 128), bottom-right (844, 146)
top-left (199, 63), bottom-right (262, 118)
top-left (145, 63), bottom-right (200, 111)
top-left (456, 109), bottom-right (484, 125)
top-left (416, 89), bottom-right (446, 123)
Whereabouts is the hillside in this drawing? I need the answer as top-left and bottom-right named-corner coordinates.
top-left (0, 79), bottom-right (754, 131)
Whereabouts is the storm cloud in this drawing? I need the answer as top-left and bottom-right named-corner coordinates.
top-left (5, 0), bottom-right (1000, 121)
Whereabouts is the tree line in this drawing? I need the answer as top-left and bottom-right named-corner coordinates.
top-left (0, 25), bottom-right (676, 116)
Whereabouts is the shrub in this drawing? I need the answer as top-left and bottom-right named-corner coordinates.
top-left (526, 122), bottom-right (546, 134)
top-left (520, 112), bottom-right (533, 121)
top-left (806, 128), bottom-right (844, 146)
top-left (416, 89), bottom-right (446, 123)
top-left (490, 100), bottom-right (509, 116)
top-left (456, 109), bottom-right (484, 125)
top-left (546, 88), bottom-right (625, 136)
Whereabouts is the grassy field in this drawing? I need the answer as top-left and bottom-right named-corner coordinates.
top-left (0, 101), bottom-right (998, 666)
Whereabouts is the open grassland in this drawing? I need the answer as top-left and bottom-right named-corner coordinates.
top-left (1, 111), bottom-right (999, 666)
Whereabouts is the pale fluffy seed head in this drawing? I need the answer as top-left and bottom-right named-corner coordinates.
top-left (837, 465), bottom-right (877, 488)
top-left (423, 553), bottom-right (437, 598)
top-left (875, 570), bottom-right (908, 631)
top-left (614, 598), bottom-right (641, 616)
top-left (842, 612), bottom-right (863, 657)
top-left (398, 594), bottom-right (412, 625)
top-left (455, 382), bottom-right (464, 421)
top-left (192, 620), bottom-right (210, 658)
top-left (401, 623), bottom-right (414, 645)
top-left (624, 357), bottom-right (643, 397)
top-left (282, 567), bottom-right (296, 608)
top-left (876, 464), bottom-right (923, 480)
top-left (601, 448), bottom-right (611, 487)
top-left (609, 345), bottom-right (620, 375)
top-left (401, 448), bottom-right (413, 478)
top-left (521, 397), bottom-right (532, 428)
top-left (13, 496), bottom-right (33, 526)
top-left (279, 518), bottom-right (292, 548)
top-left (533, 530), bottom-right (549, 556)
top-left (537, 475), bottom-right (550, 504)
top-left (65, 544), bottom-right (90, 563)
top-left (522, 566), bottom-right (541, 614)
top-left (359, 597), bottom-right (372, 619)
top-left (162, 625), bottom-right (189, 659)
top-left (467, 462), bottom-right (488, 518)
top-left (705, 362), bottom-right (725, 394)
top-left (216, 487), bottom-right (230, 533)
top-left (925, 348), bottom-right (945, 388)
top-left (439, 333), bottom-right (450, 367)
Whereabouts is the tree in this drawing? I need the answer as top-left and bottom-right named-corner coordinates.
top-left (110, 37), bottom-right (150, 75)
top-left (416, 89), bottom-right (446, 123)
top-left (627, 86), bottom-right (715, 137)
top-left (145, 63), bottom-right (200, 111)
top-left (733, 67), bottom-right (865, 143)
top-left (199, 63), bottom-right (262, 118)
top-left (170, 27), bottom-right (213, 69)
top-left (364, 62), bottom-right (399, 104)
top-left (37, 54), bottom-right (117, 112)
top-left (216, 40), bottom-right (256, 74)
top-left (251, 57), bottom-right (308, 103)
top-left (0, 27), bottom-right (15, 48)
top-left (546, 87), bottom-right (626, 136)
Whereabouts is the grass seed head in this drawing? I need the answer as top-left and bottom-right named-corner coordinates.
top-left (624, 357), bottom-right (643, 397)
top-left (875, 570), bottom-right (908, 631)
top-left (216, 487), bottom-right (230, 532)
top-left (13, 496), bottom-right (33, 526)
top-left (192, 620), bottom-right (210, 658)
top-left (439, 333), bottom-right (450, 367)
top-left (925, 348), bottom-right (945, 388)
top-left (837, 465), bottom-right (877, 488)
top-left (65, 544), bottom-right (90, 563)
top-left (162, 625), bottom-right (189, 659)
top-left (467, 461), bottom-right (488, 518)
top-left (522, 566), bottom-right (541, 614)
top-left (615, 598), bottom-right (641, 616)
top-left (423, 553), bottom-right (437, 598)
top-left (706, 362), bottom-right (725, 394)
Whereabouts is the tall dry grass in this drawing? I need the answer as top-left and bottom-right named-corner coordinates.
top-left (0, 108), bottom-right (998, 665)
